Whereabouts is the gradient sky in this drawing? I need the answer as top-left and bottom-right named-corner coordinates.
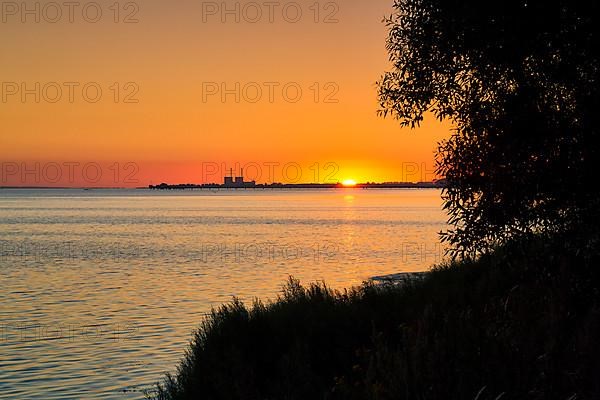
top-left (0, 0), bottom-right (451, 187)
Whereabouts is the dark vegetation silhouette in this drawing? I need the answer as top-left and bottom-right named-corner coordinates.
top-left (151, 1), bottom-right (600, 398)
top-left (378, 0), bottom-right (600, 257)
top-left (150, 234), bottom-right (600, 400)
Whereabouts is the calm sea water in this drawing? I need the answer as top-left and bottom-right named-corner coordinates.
top-left (0, 188), bottom-right (447, 399)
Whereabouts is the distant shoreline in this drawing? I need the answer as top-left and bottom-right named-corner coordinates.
top-left (148, 181), bottom-right (445, 190)
top-left (0, 183), bottom-right (445, 190)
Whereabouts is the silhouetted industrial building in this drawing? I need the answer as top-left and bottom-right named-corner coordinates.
top-left (224, 168), bottom-right (255, 188)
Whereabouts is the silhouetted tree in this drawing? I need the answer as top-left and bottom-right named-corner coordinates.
top-left (379, 0), bottom-right (600, 257)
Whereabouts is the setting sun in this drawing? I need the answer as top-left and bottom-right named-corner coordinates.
top-left (342, 179), bottom-right (357, 186)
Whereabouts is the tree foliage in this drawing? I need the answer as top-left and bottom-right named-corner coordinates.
top-left (378, 0), bottom-right (600, 257)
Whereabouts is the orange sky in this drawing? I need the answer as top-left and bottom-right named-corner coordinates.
top-left (0, 0), bottom-right (451, 187)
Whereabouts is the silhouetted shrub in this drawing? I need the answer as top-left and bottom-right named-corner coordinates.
top-left (150, 234), bottom-right (600, 399)
top-left (378, 0), bottom-right (600, 257)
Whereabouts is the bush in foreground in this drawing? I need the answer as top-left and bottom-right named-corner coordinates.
top-left (150, 234), bottom-right (600, 400)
